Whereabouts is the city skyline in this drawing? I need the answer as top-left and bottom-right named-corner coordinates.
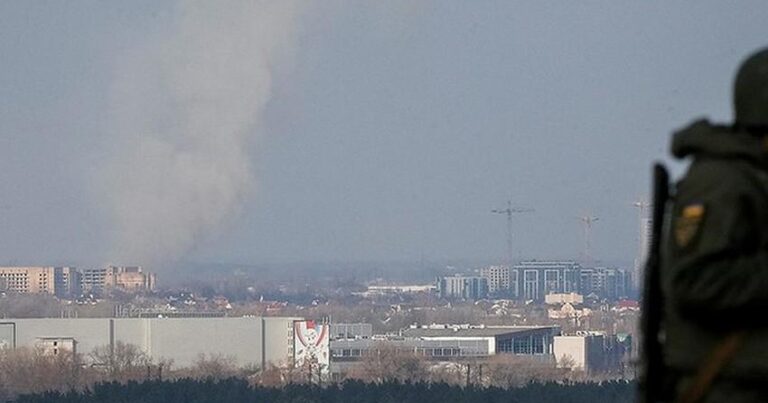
top-left (1, 2), bottom-right (767, 269)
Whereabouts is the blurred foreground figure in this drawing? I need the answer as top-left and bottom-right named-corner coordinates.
top-left (643, 47), bottom-right (768, 403)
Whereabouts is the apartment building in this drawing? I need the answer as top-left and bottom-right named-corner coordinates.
top-left (436, 276), bottom-right (488, 300)
top-left (479, 265), bottom-right (510, 294)
top-left (81, 266), bottom-right (156, 293)
top-left (0, 267), bottom-right (56, 294)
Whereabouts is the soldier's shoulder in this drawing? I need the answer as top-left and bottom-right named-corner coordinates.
top-left (678, 158), bottom-right (758, 198)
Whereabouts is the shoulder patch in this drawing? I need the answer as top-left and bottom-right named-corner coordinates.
top-left (675, 203), bottom-right (706, 248)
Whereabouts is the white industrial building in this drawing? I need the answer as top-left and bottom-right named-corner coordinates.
top-left (553, 332), bottom-right (631, 374)
top-left (0, 317), bottom-right (301, 368)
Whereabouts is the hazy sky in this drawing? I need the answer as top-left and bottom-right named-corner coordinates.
top-left (1, 1), bottom-right (767, 269)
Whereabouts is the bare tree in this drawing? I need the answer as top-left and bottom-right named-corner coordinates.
top-left (186, 353), bottom-right (239, 380)
top-left (485, 354), bottom-right (564, 388)
top-left (250, 363), bottom-right (290, 387)
top-left (347, 343), bottom-right (428, 383)
top-left (0, 346), bottom-right (86, 400)
top-left (89, 341), bottom-right (151, 381)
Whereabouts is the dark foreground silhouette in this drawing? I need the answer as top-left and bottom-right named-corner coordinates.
top-left (14, 378), bottom-right (635, 403)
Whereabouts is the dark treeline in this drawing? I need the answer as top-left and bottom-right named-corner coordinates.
top-left (15, 378), bottom-right (635, 403)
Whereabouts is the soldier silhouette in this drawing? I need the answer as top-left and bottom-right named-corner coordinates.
top-left (643, 47), bottom-right (768, 403)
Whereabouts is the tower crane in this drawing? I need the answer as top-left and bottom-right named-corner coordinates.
top-left (492, 201), bottom-right (534, 265)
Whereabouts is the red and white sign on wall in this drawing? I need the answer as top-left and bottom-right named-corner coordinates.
top-left (293, 320), bottom-right (330, 374)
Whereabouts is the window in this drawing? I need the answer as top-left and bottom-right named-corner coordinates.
top-left (497, 338), bottom-right (513, 353)
top-left (513, 337), bottom-right (532, 354)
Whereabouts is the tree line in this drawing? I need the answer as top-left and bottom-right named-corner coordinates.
top-left (0, 341), bottom-right (632, 402)
top-left (14, 378), bottom-right (635, 403)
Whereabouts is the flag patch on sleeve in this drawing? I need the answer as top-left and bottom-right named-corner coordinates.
top-left (675, 203), bottom-right (705, 248)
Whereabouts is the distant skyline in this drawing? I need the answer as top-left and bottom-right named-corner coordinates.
top-left (1, 1), bottom-right (767, 270)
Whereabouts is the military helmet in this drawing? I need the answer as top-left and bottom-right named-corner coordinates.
top-left (734, 47), bottom-right (768, 128)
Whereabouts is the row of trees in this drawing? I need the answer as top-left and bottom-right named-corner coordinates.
top-left (0, 341), bottom-right (625, 401)
top-left (0, 343), bottom-right (245, 401)
top-left (338, 344), bottom-right (593, 387)
top-left (15, 379), bottom-right (636, 403)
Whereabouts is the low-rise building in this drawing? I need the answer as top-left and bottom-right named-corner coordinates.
top-left (35, 337), bottom-right (77, 357)
top-left (545, 292), bottom-right (584, 305)
top-left (329, 323), bottom-right (560, 377)
top-left (547, 302), bottom-right (591, 322)
top-left (331, 323), bottom-right (373, 340)
top-left (355, 285), bottom-right (436, 298)
top-left (401, 324), bottom-right (559, 357)
top-left (553, 332), bottom-right (630, 374)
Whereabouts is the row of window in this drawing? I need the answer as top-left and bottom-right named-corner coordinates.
top-left (496, 336), bottom-right (547, 355)
top-left (331, 347), bottom-right (477, 358)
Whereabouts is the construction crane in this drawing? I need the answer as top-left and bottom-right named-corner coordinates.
top-left (492, 201), bottom-right (534, 265)
top-left (578, 214), bottom-right (599, 263)
top-left (633, 200), bottom-right (650, 217)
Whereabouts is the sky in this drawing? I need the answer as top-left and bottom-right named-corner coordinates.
top-left (1, 1), bottom-right (767, 270)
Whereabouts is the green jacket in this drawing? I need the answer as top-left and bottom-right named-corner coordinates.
top-left (662, 119), bottom-right (768, 381)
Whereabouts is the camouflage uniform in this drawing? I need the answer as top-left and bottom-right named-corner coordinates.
top-left (661, 48), bottom-right (768, 402)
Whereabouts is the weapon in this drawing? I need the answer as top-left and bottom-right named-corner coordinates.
top-left (639, 163), bottom-right (670, 403)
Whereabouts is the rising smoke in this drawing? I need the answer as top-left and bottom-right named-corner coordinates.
top-left (104, 1), bottom-right (303, 265)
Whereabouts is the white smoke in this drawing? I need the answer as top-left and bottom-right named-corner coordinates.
top-left (104, 1), bottom-right (303, 264)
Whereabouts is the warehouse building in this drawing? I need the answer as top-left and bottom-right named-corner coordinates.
top-left (0, 317), bottom-right (301, 368)
top-left (328, 324), bottom-right (560, 376)
top-left (401, 324), bottom-right (560, 357)
top-left (330, 324), bottom-right (559, 362)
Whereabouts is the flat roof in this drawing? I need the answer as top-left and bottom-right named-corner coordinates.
top-left (401, 326), bottom-right (558, 338)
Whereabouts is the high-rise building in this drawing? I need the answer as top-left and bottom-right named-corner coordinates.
top-left (579, 267), bottom-right (630, 300)
top-left (81, 266), bottom-right (156, 293)
top-left (511, 261), bottom-right (581, 302)
top-left (480, 265), bottom-right (510, 294)
top-left (0, 267), bottom-right (55, 294)
top-left (436, 276), bottom-right (488, 300)
top-left (0, 266), bottom-right (82, 297)
top-left (634, 217), bottom-right (652, 294)
top-left (0, 266), bottom-right (153, 297)
top-left (53, 267), bottom-right (81, 298)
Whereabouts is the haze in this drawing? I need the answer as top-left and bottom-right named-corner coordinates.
top-left (1, 1), bottom-right (766, 270)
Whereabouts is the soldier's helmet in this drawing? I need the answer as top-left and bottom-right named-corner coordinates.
top-left (734, 47), bottom-right (768, 128)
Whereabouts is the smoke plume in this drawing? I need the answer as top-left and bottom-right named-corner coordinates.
top-left (104, 1), bottom-right (302, 264)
